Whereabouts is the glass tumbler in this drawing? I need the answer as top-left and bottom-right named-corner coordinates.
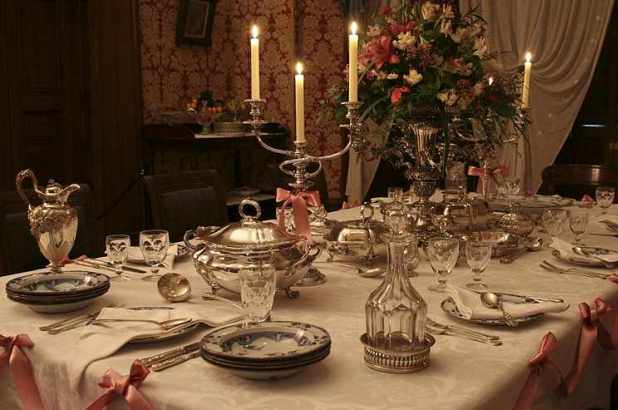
top-left (465, 241), bottom-right (492, 290)
top-left (239, 256), bottom-right (277, 325)
top-left (596, 186), bottom-right (615, 214)
top-left (426, 238), bottom-right (459, 293)
top-left (139, 230), bottom-right (170, 281)
top-left (542, 208), bottom-right (568, 237)
top-left (105, 234), bottom-right (130, 277)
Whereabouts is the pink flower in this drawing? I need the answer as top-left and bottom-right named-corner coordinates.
top-left (389, 22), bottom-right (414, 36)
top-left (390, 87), bottom-right (410, 105)
top-left (389, 54), bottom-right (400, 64)
top-left (361, 36), bottom-right (393, 69)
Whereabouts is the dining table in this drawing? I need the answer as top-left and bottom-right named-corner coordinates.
top-left (2, 204), bottom-right (618, 410)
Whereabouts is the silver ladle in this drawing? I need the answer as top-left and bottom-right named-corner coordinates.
top-left (157, 273), bottom-right (192, 302)
top-left (481, 292), bottom-right (518, 327)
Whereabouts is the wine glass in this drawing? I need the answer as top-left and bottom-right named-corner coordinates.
top-left (596, 186), bottom-right (615, 214)
top-left (569, 211), bottom-right (589, 244)
top-left (388, 187), bottom-right (404, 203)
top-left (139, 230), bottom-right (169, 281)
top-left (105, 234), bottom-right (130, 279)
top-left (465, 241), bottom-right (492, 290)
top-left (503, 176), bottom-right (521, 212)
top-left (426, 238), bottom-right (459, 293)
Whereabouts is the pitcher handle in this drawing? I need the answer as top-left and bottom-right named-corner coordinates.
top-left (15, 169), bottom-right (39, 207)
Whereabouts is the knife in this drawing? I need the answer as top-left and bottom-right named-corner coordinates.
top-left (151, 350), bottom-right (201, 372)
top-left (590, 233), bottom-right (618, 238)
top-left (94, 260), bottom-right (147, 274)
top-left (141, 342), bottom-right (200, 367)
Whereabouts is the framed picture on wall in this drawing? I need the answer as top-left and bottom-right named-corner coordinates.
top-left (176, 0), bottom-right (216, 47)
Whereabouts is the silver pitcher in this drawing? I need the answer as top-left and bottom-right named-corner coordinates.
top-left (16, 169), bottom-right (80, 273)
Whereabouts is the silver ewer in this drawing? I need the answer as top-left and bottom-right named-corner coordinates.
top-left (16, 169), bottom-right (80, 274)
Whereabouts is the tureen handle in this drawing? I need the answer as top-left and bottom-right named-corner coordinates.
top-left (15, 169), bottom-right (39, 208)
top-left (183, 226), bottom-right (219, 252)
top-left (239, 199), bottom-right (261, 221)
top-left (360, 203), bottom-right (374, 224)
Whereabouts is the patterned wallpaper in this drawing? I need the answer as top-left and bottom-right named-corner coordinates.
top-left (138, 0), bottom-right (346, 197)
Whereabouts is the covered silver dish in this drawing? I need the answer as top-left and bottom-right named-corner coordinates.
top-left (326, 205), bottom-right (386, 263)
top-left (184, 199), bottom-right (319, 298)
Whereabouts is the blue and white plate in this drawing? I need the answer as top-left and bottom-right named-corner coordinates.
top-left (6, 271), bottom-right (109, 296)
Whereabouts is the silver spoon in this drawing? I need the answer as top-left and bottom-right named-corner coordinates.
top-left (481, 292), bottom-right (518, 327)
top-left (157, 273), bottom-right (192, 302)
top-left (201, 293), bottom-right (244, 311)
top-left (358, 266), bottom-right (385, 278)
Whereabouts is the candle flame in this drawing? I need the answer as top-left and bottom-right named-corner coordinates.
top-left (525, 52), bottom-right (532, 63)
top-left (350, 21), bottom-right (358, 35)
top-left (488, 76), bottom-right (494, 86)
top-left (295, 62), bottom-right (304, 75)
top-left (251, 25), bottom-right (259, 39)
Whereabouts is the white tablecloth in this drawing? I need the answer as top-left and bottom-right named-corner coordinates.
top-left (2, 206), bottom-right (618, 410)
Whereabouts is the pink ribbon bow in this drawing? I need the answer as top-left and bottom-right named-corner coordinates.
top-left (468, 164), bottom-right (508, 177)
top-left (0, 334), bottom-right (44, 410)
top-left (513, 332), bottom-right (563, 410)
top-left (564, 298), bottom-right (615, 395)
top-left (580, 194), bottom-right (595, 208)
top-left (86, 360), bottom-right (154, 410)
top-left (276, 188), bottom-right (321, 239)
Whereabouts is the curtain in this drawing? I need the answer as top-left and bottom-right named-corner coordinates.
top-left (460, 0), bottom-right (614, 193)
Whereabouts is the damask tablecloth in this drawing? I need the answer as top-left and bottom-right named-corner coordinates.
top-left (2, 206), bottom-right (618, 410)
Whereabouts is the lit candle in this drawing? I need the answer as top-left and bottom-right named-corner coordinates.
top-left (348, 22), bottom-right (359, 103)
top-left (250, 25), bottom-right (260, 100)
top-left (295, 62), bottom-right (305, 143)
top-left (488, 76), bottom-right (494, 86)
top-left (522, 52), bottom-right (532, 108)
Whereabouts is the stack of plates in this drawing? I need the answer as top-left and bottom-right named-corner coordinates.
top-left (6, 271), bottom-right (110, 313)
top-left (200, 321), bottom-right (331, 380)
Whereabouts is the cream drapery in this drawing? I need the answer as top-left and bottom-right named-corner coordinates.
top-left (460, 0), bottom-right (613, 192)
top-left (346, 0), bottom-right (613, 204)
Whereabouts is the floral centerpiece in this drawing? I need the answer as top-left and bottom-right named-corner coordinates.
top-left (324, 1), bottom-right (527, 168)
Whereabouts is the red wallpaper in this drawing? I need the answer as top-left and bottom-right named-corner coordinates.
top-left (138, 0), bottom-right (346, 197)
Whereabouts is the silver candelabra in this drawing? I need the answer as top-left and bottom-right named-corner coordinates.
top-left (244, 98), bottom-right (361, 287)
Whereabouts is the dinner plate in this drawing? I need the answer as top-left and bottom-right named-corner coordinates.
top-left (201, 347), bottom-right (330, 370)
top-left (6, 284), bottom-right (109, 304)
top-left (6, 271), bottom-right (110, 296)
top-left (20, 297), bottom-right (105, 314)
top-left (441, 297), bottom-right (545, 326)
top-left (201, 321), bottom-right (331, 362)
top-left (551, 250), bottom-right (608, 268)
top-left (205, 361), bottom-right (319, 380)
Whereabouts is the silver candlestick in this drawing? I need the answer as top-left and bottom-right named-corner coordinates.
top-left (244, 98), bottom-right (357, 287)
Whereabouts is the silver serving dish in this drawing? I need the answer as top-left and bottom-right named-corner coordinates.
top-left (325, 205), bottom-right (386, 263)
top-left (497, 212), bottom-right (535, 237)
top-left (437, 197), bottom-right (493, 232)
top-left (457, 231), bottom-right (526, 258)
top-left (184, 199), bottom-right (319, 299)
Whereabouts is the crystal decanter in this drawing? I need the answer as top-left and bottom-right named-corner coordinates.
top-left (362, 202), bottom-right (434, 373)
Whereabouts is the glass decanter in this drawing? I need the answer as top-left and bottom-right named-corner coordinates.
top-left (365, 203), bottom-right (427, 351)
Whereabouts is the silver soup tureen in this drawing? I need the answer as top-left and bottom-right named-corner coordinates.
top-left (184, 199), bottom-right (319, 299)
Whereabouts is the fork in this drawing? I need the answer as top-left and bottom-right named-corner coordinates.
top-left (426, 325), bottom-right (503, 346)
top-left (540, 261), bottom-right (610, 279)
top-left (426, 318), bottom-right (501, 341)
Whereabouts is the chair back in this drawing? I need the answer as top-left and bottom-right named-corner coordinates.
top-left (0, 184), bottom-right (95, 275)
top-left (143, 170), bottom-right (228, 242)
top-left (540, 164), bottom-right (618, 200)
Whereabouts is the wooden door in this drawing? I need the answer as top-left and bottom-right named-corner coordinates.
top-left (0, 0), bottom-right (91, 189)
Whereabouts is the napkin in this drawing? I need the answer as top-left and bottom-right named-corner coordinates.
top-left (127, 246), bottom-right (177, 270)
top-left (66, 307), bottom-right (194, 389)
top-left (446, 286), bottom-right (569, 320)
top-left (550, 237), bottom-right (618, 263)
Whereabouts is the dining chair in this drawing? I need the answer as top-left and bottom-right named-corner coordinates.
top-left (0, 184), bottom-right (96, 275)
top-left (143, 169), bottom-right (228, 242)
top-left (539, 164), bottom-right (618, 201)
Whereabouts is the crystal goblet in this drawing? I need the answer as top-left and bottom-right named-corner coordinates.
top-left (465, 241), bottom-right (492, 290)
top-left (596, 186), bottom-right (615, 214)
top-left (139, 230), bottom-right (169, 281)
top-left (105, 234), bottom-right (130, 279)
top-left (569, 211), bottom-right (589, 244)
top-left (426, 238), bottom-right (459, 293)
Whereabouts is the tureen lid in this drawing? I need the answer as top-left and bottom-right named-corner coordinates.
top-left (206, 199), bottom-right (302, 250)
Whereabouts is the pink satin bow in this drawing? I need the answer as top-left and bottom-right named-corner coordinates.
top-left (513, 332), bottom-right (563, 410)
top-left (0, 334), bottom-right (44, 410)
top-left (564, 298), bottom-right (615, 395)
top-left (276, 188), bottom-right (321, 238)
top-left (86, 360), bottom-right (154, 410)
top-left (468, 164), bottom-right (508, 177)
